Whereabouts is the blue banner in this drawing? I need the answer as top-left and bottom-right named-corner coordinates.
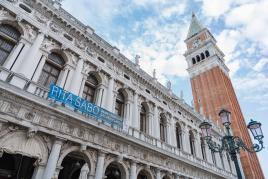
top-left (48, 84), bottom-right (123, 129)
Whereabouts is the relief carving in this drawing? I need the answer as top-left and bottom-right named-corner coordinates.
top-left (49, 22), bottom-right (62, 34)
top-left (24, 24), bottom-right (37, 41)
top-left (34, 11), bottom-right (49, 24)
top-left (7, 103), bottom-right (20, 116)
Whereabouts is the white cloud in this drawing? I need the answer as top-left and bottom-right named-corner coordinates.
top-left (225, 0), bottom-right (268, 49)
top-left (253, 58), bottom-right (268, 72)
top-left (216, 29), bottom-right (243, 62)
top-left (227, 60), bottom-right (241, 77)
top-left (197, 0), bottom-right (233, 18)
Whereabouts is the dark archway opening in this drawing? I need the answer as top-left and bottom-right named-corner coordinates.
top-left (105, 163), bottom-right (122, 179)
top-left (137, 170), bottom-right (152, 179)
top-left (58, 152), bottom-right (86, 179)
top-left (0, 152), bottom-right (36, 179)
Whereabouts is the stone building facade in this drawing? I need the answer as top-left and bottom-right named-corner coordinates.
top-left (0, 0), bottom-right (237, 179)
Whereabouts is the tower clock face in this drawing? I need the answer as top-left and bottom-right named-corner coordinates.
top-left (193, 38), bottom-right (201, 48)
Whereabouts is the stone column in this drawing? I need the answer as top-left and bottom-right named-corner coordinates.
top-left (15, 32), bottom-right (45, 78)
top-left (182, 128), bottom-right (189, 153)
top-left (153, 105), bottom-right (160, 139)
top-left (129, 161), bottom-right (137, 179)
top-left (100, 85), bottom-right (107, 108)
top-left (170, 116), bottom-right (176, 146)
top-left (31, 164), bottom-right (45, 179)
top-left (156, 169), bottom-right (161, 179)
top-left (95, 151), bottom-right (106, 179)
top-left (31, 54), bottom-right (47, 82)
top-left (123, 101), bottom-right (131, 132)
top-left (3, 39), bottom-right (25, 69)
top-left (79, 163), bottom-right (89, 179)
top-left (58, 65), bottom-right (72, 89)
top-left (205, 143), bottom-right (213, 164)
top-left (167, 122), bottom-right (172, 144)
top-left (148, 111), bottom-right (154, 135)
top-left (42, 139), bottom-right (63, 179)
top-left (111, 91), bottom-right (117, 113)
top-left (69, 58), bottom-right (84, 95)
top-left (79, 75), bottom-right (87, 97)
top-left (195, 132), bottom-right (202, 159)
top-left (131, 92), bottom-right (139, 128)
top-left (95, 85), bottom-right (105, 106)
top-left (105, 76), bottom-right (114, 111)
top-left (8, 38), bottom-right (31, 72)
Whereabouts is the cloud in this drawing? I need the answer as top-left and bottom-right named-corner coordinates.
top-left (216, 29), bottom-right (243, 62)
top-left (197, 0), bottom-right (233, 18)
top-left (225, 0), bottom-right (268, 49)
top-left (253, 58), bottom-right (268, 72)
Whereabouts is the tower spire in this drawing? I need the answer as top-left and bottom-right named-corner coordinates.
top-left (186, 13), bottom-right (203, 39)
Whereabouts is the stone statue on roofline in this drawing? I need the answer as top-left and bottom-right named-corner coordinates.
top-left (135, 55), bottom-right (140, 67)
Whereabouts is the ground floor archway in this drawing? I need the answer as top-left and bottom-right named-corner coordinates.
top-left (0, 152), bottom-right (36, 179)
top-left (137, 169), bottom-right (153, 179)
top-left (104, 162), bottom-right (127, 179)
top-left (58, 152), bottom-right (89, 179)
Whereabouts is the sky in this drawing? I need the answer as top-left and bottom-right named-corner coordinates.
top-left (61, 0), bottom-right (268, 177)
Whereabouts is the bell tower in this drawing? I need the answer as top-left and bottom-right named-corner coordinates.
top-left (184, 14), bottom-right (264, 179)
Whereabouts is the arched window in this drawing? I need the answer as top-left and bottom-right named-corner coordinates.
top-left (176, 123), bottom-right (182, 149)
top-left (140, 104), bottom-right (147, 133)
top-left (160, 114), bottom-right (167, 142)
top-left (189, 130), bottom-right (195, 156)
top-left (201, 137), bottom-right (206, 161)
top-left (201, 53), bottom-right (205, 60)
top-left (205, 50), bottom-right (210, 57)
top-left (115, 90), bottom-right (125, 117)
top-left (83, 74), bottom-right (98, 103)
top-left (192, 58), bottom-right (196, 65)
top-left (196, 55), bottom-right (200, 62)
top-left (0, 24), bottom-right (21, 65)
top-left (38, 52), bottom-right (65, 87)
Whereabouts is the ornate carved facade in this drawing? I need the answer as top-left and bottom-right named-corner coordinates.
top-left (0, 0), bottom-right (237, 179)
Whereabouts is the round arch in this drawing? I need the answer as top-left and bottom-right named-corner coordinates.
top-left (117, 88), bottom-right (129, 101)
top-left (0, 130), bottom-right (48, 164)
top-left (57, 146), bottom-right (95, 177)
top-left (141, 102), bottom-right (150, 113)
top-left (137, 167), bottom-right (154, 179)
top-left (49, 49), bottom-right (69, 64)
top-left (161, 173), bottom-right (173, 179)
top-left (0, 19), bottom-right (24, 36)
top-left (88, 71), bottom-right (103, 85)
top-left (103, 158), bottom-right (129, 179)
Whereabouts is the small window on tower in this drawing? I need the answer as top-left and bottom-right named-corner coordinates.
top-left (196, 55), bottom-right (200, 62)
top-left (192, 58), bottom-right (196, 65)
top-left (201, 53), bottom-right (205, 60)
top-left (205, 50), bottom-right (210, 57)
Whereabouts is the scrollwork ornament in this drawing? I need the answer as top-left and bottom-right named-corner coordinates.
top-left (75, 39), bottom-right (86, 50)
top-left (24, 24), bottom-right (37, 41)
top-left (85, 47), bottom-right (97, 58)
top-left (49, 22), bottom-right (61, 33)
top-left (24, 111), bottom-right (35, 121)
top-left (27, 128), bottom-right (37, 138)
top-left (34, 11), bottom-right (48, 24)
top-left (0, 8), bottom-right (11, 18)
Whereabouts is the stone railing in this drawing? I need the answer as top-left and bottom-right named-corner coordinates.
top-left (0, 66), bottom-right (235, 179)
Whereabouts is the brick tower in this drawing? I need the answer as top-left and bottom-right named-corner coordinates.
top-left (184, 14), bottom-right (264, 179)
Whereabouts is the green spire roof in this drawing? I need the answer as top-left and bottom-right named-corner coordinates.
top-left (186, 13), bottom-right (203, 39)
